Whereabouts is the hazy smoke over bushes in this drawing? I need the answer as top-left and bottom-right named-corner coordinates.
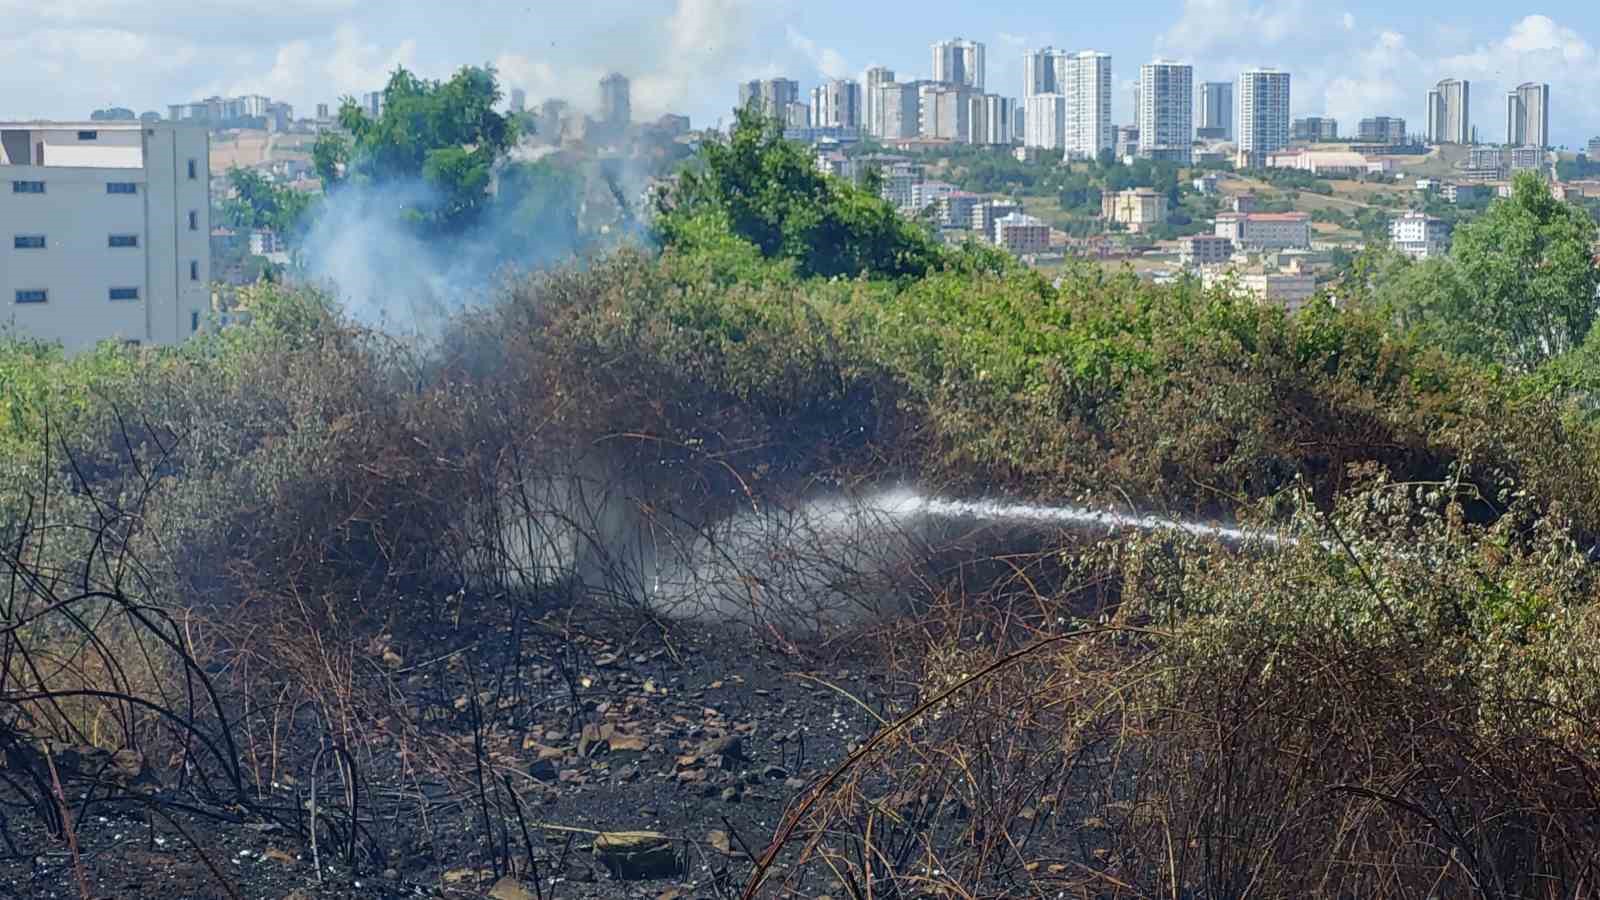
top-left (297, 151), bottom-right (651, 337)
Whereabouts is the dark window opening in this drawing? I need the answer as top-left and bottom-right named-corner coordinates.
top-left (109, 287), bottom-right (140, 301)
top-left (13, 235), bottom-right (45, 249)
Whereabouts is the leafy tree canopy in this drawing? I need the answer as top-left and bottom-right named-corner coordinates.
top-left (312, 65), bottom-right (516, 233)
top-left (1385, 172), bottom-right (1600, 369)
top-left (655, 106), bottom-right (950, 280)
top-left (222, 167), bottom-right (314, 238)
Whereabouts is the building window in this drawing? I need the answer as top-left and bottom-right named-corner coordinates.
top-left (188, 211), bottom-right (198, 231)
top-left (109, 287), bottom-right (140, 301)
top-left (191, 311), bottom-right (200, 333)
top-left (109, 234), bottom-right (140, 248)
top-left (15, 289), bottom-right (47, 304)
top-left (187, 159), bottom-right (197, 179)
top-left (11, 181), bottom-right (44, 194)
top-left (106, 182), bottom-right (138, 195)
top-left (78, 130), bottom-right (98, 141)
top-left (13, 235), bottom-right (45, 249)
top-left (190, 260), bottom-right (200, 281)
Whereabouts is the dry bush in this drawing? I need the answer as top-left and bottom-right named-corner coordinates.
top-left (751, 481), bottom-right (1600, 898)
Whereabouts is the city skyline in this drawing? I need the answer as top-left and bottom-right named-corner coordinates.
top-left (0, 1), bottom-right (1598, 147)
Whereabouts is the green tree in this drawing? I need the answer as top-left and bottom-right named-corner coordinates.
top-left (221, 167), bottom-right (313, 237)
top-left (312, 65), bottom-right (515, 233)
top-left (1446, 172), bottom-right (1600, 368)
top-left (656, 105), bottom-right (947, 279)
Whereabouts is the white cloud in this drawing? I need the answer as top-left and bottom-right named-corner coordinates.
top-left (785, 25), bottom-right (850, 80)
top-left (324, 24), bottom-right (416, 97)
top-left (1342, 12), bottom-right (1355, 31)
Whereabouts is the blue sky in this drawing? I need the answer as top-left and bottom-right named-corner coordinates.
top-left (1, 0), bottom-right (1597, 147)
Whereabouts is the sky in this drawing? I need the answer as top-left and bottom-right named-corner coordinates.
top-left (1, 0), bottom-right (1597, 148)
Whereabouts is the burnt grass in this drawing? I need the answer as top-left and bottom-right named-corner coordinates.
top-left (0, 593), bottom-right (908, 900)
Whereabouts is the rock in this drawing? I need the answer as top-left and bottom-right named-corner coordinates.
top-left (579, 723), bottom-right (613, 757)
top-left (720, 786), bottom-right (742, 803)
top-left (382, 867), bottom-right (400, 881)
top-left (262, 848), bottom-right (295, 864)
top-left (593, 830), bottom-right (680, 881)
top-left (528, 759), bottom-right (558, 782)
top-left (608, 733), bottom-right (649, 752)
top-left (676, 769), bottom-right (706, 785)
top-left (785, 777), bottom-right (807, 791)
top-left (488, 876), bottom-right (538, 900)
top-left (380, 647), bottom-right (404, 668)
top-left (708, 830), bottom-right (733, 856)
top-left (700, 735), bottom-right (747, 769)
top-left (558, 768), bottom-right (584, 784)
top-left (762, 765), bottom-right (789, 780)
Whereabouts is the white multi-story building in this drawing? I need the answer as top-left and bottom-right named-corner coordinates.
top-left (932, 38), bottom-right (985, 90)
top-left (1237, 69), bottom-right (1291, 167)
top-left (1138, 61), bottom-right (1193, 164)
top-left (1062, 51), bottom-right (1114, 160)
top-left (1427, 79), bottom-right (1470, 145)
top-left (0, 122), bottom-right (211, 352)
top-left (1199, 81), bottom-right (1233, 139)
top-left (1180, 235), bottom-right (1235, 268)
top-left (1214, 211), bottom-right (1310, 250)
top-left (1390, 211), bottom-right (1451, 260)
top-left (811, 80), bottom-right (862, 131)
top-left (599, 73), bottom-right (631, 127)
top-left (863, 67), bottom-right (894, 137)
top-left (1023, 48), bottom-right (1065, 98)
top-left (969, 94), bottom-right (1015, 146)
top-left (1025, 94), bottom-right (1067, 151)
top-left (993, 211), bottom-right (1050, 254)
top-left (1506, 82), bottom-right (1549, 149)
top-left (918, 83), bottom-right (974, 142)
top-left (875, 82), bottom-right (923, 140)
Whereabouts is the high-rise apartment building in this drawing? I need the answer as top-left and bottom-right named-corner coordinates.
top-left (599, 73), bottom-right (631, 127)
top-left (784, 103), bottom-right (811, 130)
top-left (1024, 94), bottom-right (1066, 151)
top-left (1505, 82), bottom-right (1549, 148)
top-left (1589, 136), bottom-right (1600, 158)
top-left (1023, 48), bottom-right (1063, 98)
top-left (1198, 81), bottom-right (1233, 140)
top-left (0, 121), bottom-right (211, 352)
top-left (509, 90), bottom-right (526, 114)
top-left (969, 94), bottom-right (1015, 145)
top-left (1427, 79), bottom-right (1470, 145)
top-left (811, 80), bottom-right (862, 130)
top-left (1138, 61), bottom-right (1193, 164)
top-left (1062, 51), bottom-right (1113, 159)
top-left (1357, 116), bottom-right (1407, 144)
top-left (738, 79), bottom-right (801, 121)
top-left (875, 81), bottom-right (923, 139)
top-left (1291, 116), bottom-right (1338, 141)
top-left (1237, 68), bottom-right (1291, 166)
top-left (932, 38), bottom-right (985, 90)
top-left (919, 82), bottom-right (975, 142)
top-left (863, 67), bottom-right (894, 137)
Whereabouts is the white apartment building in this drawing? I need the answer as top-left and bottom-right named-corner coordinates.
top-left (875, 82), bottom-right (922, 140)
top-left (1138, 61), bottom-right (1193, 164)
top-left (1101, 188), bottom-right (1169, 232)
top-left (1214, 211), bottom-right (1310, 250)
top-left (1506, 82), bottom-right (1549, 148)
top-left (863, 67), bottom-right (895, 137)
top-left (932, 38), bottom-right (985, 90)
top-left (1237, 69), bottom-right (1291, 167)
top-left (993, 211), bottom-right (1050, 255)
top-left (0, 122), bottom-right (210, 353)
top-left (1427, 79), bottom-right (1470, 145)
top-left (1062, 52), bottom-right (1114, 159)
top-left (811, 80), bottom-right (862, 131)
top-left (918, 83), bottom-right (974, 142)
top-left (1023, 48), bottom-right (1062, 99)
top-left (1025, 94), bottom-right (1067, 151)
top-left (1390, 211), bottom-right (1451, 260)
top-left (969, 94), bottom-right (1015, 146)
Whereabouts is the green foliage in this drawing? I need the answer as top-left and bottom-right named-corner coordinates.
top-left (314, 65), bottom-right (515, 233)
top-left (656, 106), bottom-right (946, 279)
top-left (222, 167), bottom-right (314, 238)
top-left (1389, 173), bottom-right (1600, 369)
